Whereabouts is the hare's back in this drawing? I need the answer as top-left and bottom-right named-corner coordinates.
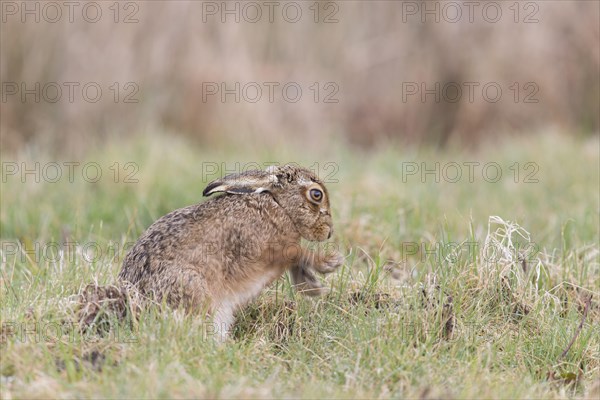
top-left (124, 193), bottom-right (287, 260)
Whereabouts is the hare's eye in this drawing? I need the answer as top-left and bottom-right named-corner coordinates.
top-left (309, 188), bottom-right (323, 202)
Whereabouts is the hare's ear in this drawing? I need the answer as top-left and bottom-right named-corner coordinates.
top-left (202, 169), bottom-right (279, 197)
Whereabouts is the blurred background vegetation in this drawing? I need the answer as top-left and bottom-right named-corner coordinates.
top-left (1, 0), bottom-right (598, 154)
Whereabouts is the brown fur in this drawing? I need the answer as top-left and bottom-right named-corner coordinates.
top-left (118, 164), bottom-right (343, 339)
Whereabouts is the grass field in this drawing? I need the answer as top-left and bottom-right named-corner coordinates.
top-left (1, 132), bottom-right (599, 399)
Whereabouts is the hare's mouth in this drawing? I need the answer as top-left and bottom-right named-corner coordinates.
top-left (313, 223), bottom-right (333, 242)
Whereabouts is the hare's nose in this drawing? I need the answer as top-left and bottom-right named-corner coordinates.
top-left (327, 228), bottom-right (333, 239)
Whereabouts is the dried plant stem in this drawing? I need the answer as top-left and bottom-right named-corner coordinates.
top-left (558, 295), bottom-right (592, 361)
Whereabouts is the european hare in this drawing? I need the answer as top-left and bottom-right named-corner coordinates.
top-left (119, 164), bottom-right (344, 340)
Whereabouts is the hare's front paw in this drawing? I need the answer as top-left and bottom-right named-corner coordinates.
top-left (290, 264), bottom-right (328, 297)
top-left (315, 250), bottom-right (345, 274)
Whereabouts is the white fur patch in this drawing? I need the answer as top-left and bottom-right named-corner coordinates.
top-left (297, 177), bottom-right (311, 186)
top-left (236, 272), bottom-right (277, 306)
top-left (217, 271), bottom-right (277, 321)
